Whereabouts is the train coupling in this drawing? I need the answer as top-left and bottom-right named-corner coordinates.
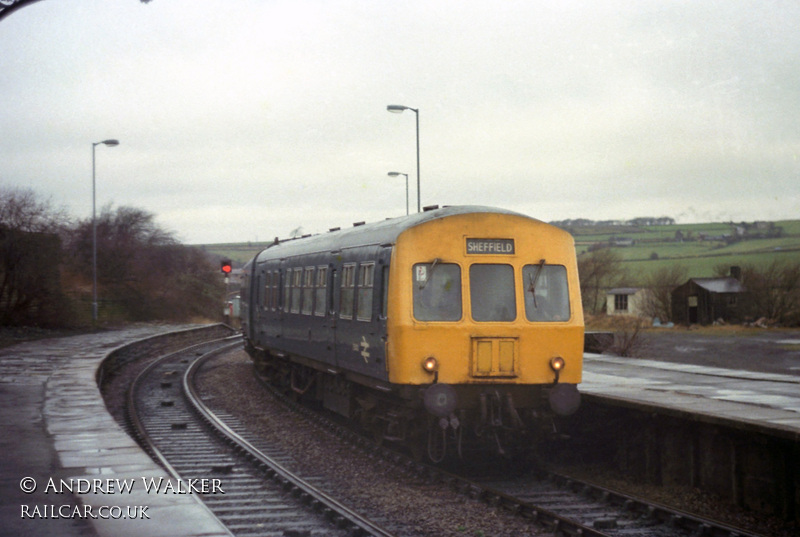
top-left (438, 413), bottom-right (460, 431)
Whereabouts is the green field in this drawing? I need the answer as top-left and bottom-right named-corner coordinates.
top-left (572, 220), bottom-right (800, 285)
top-left (197, 219), bottom-right (800, 284)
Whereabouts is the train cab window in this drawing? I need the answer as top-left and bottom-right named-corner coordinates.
top-left (357, 263), bottom-right (375, 321)
top-left (314, 266), bottom-right (328, 316)
top-left (469, 264), bottom-right (516, 322)
top-left (301, 267), bottom-right (314, 315)
top-left (413, 262), bottom-right (462, 321)
top-left (523, 264), bottom-right (570, 322)
top-left (340, 264), bottom-right (356, 319)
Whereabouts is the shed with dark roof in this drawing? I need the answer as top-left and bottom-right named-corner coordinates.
top-left (671, 276), bottom-right (747, 325)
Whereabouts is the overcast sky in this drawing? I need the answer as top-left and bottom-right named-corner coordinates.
top-left (2, 0), bottom-right (798, 244)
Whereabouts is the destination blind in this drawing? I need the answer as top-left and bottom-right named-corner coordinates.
top-left (465, 238), bottom-right (515, 255)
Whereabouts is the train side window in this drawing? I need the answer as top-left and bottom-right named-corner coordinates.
top-left (357, 263), bottom-right (375, 321)
top-left (283, 269), bottom-right (291, 313)
top-left (523, 264), bottom-right (570, 322)
top-left (314, 266), bottom-right (328, 316)
top-left (261, 271), bottom-right (272, 309)
top-left (470, 264), bottom-right (516, 322)
top-left (291, 268), bottom-right (303, 313)
top-left (339, 263), bottom-right (356, 319)
top-left (301, 267), bottom-right (314, 315)
top-left (412, 263), bottom-right (462, 321)
top-left (270, 270), bottom-right (279, 310)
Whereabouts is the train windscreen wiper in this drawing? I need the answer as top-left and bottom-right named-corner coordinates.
top-left (418, 258), bottom-right (440, 289)
top-left (527, 259), bottom-right (546, 308)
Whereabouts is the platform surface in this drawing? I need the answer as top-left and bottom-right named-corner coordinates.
top-left (582, 352), bottom-right (800, 440)
top-left (0, 326), bottom-right (232, 537)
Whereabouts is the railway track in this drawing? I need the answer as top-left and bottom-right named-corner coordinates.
top-left (470, 471), bottom-right (763, 537)
top-left (243, 356), bottom-right (769, 537)
top-left (125, 335), bottom-right (395, 537)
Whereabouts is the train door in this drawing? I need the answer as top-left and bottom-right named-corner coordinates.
top-left (329, 267), bottom-right (340, 367)
top-left (330, 249), bottom-right (389, 381)
top-left (309, 261), bottom-right (336, 367)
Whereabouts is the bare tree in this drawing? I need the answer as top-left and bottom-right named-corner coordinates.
top-left (0, 187), bottom-right (70, 234)
top-left (0, 187), bottom-right (72, 326)
top-left (577, 248), bottom-right (626, 315)
top-left (641, 264), bottom-right (688, 322)
top-left (65, 204), bottom-right (223, 322)
top-left (740, 261), bottom-right (800, 326)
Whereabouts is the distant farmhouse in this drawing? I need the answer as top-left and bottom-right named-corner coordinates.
top-left (606, 287), bottom-right (649, 317)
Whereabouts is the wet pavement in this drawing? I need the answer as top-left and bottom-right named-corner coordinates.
top-left (637, 328), bottom-right (800, 376)
top-left (582, 329), bottom-right (800, 439)
top-left (0, 325), bottom-right (231, 537)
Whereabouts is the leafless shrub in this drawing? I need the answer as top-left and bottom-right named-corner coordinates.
top-left (608, 316), bottom-right (649, 357)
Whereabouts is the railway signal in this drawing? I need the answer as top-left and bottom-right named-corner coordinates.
top-left (220, 260), bottom-right (232, 275)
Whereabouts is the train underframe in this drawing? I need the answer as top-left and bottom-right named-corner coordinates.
top-left (247, 344), bottom-right (576, 462)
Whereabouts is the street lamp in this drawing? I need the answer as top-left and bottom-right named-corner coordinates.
top-left (92, 139), bottom-right (119, 324)
top-left (387, 104), bottom-right (420, 212)
top-left (387, 172), bottom-right (409, 215)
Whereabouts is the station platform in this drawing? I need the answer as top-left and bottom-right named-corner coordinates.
top-left (582, 353), bottom-right (800, 441)
top-left (0, 325), bottom-right (232, 537)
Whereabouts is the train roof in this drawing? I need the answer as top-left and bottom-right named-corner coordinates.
top-left (252, 205), bottom-right (542, 263)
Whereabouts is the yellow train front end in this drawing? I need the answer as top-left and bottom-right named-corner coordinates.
top-left (385, 210), bottom-right (583, 457)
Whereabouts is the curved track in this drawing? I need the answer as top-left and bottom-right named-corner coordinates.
top-left (126, 336), bottom-right (395, 537)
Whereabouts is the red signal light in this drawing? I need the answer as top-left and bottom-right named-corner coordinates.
top-left (220, 260), bottom-right (232, 274)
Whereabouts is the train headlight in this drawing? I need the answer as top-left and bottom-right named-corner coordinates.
top-left (549, 356), bottom-right (565, 372)
top-left (422, 356), bottom-right (438, 373)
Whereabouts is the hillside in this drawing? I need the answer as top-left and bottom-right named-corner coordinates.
top-left (567, 219), bottom-right (800, 285)
top-left (196, 219), bottom-right (800, 286)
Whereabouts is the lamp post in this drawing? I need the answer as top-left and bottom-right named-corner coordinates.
top-left (92, 139), bottom-right (119, 324)
top-left (387, 104), bottom-right (420, 212)
top-left (387, 171), bottom-right (409, 215)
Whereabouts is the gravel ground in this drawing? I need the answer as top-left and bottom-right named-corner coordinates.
top-left (198, 350), bottom-right (546, 537)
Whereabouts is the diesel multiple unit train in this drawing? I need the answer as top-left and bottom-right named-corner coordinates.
top-left (240, 205), bottom-right (584, 461)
